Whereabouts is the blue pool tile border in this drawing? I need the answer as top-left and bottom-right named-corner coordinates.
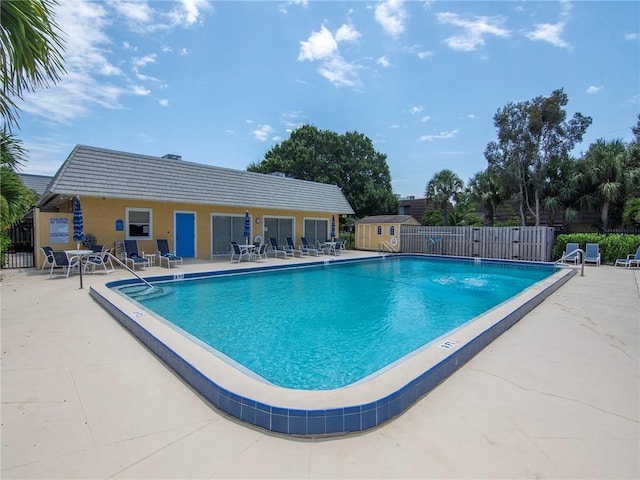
top-left (90, 255), bottom-right (574, 437)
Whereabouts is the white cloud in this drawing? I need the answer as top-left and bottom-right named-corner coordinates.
top-left (180, 48), bottom-right (189, 56)
top-left (526, 22), bottom-right (570, 49)
top-left (377, 56), bottom-right (391, 68)
top-left (252, 124), bottom-right (274, 142)
top-left (625, 33), bottom-right (639, 40)
top-left (298, 23), bottom-right (363, 88)
top-left (375, 0), bottom-right (407, 38)
top-left (437, 12), bottom-right (510, 51)
top-left (298, 25), bottom-right (339, 61)
top-left (525, 0), bottom-right (572, 49)
top-left (277, 0), bottom-right (308, 14)
top-left (410, 106), bottom-right (423, 114)
top-left (16, 0), bottom-right (208, 125)
top-left (335, 24), bottom-right (361, 43)
top-left (159, 99), bottom-right (169, 107)
top-left (111, 0), bottom-right (153, 23)
top-left (131, 85), bottom-right (151, 96)
top-left (131, 54), bottom-right (157, 71)
top-left (467, 114), bottom-right (477, 119)
top-left (390, 124), bottom-right (401, 129)
top-left (417, 51), bottom-right (433, 59)
top-left (318, 56), bottom-right (361, 88)
top-left (418, 129), bottom-right (459, 142)
top-left (586, 85), bottom-right (603, 95)
top-left (421, 116), bottom-right (431, 122)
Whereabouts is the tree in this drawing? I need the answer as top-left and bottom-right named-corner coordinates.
top-left (1, 0), bottom-right (66, 130)
top-left (247, 125), bottom-right (398, 218)
top-left (575, 138), bottom-right (637, 229)
top-left (467, 168), bottom-right (506, 226)
top-left (485, 89), bottom-right (592, 226)
top-left (424, 169), bottom-right (463, 225)
top-left (0, 132), bottom-right (35, 225)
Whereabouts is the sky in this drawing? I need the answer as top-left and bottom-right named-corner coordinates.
top-left (13, 0), bottom-right (640, 198)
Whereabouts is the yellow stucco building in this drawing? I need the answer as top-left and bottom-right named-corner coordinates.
top-left (34, 145), bottom-right (354, 268)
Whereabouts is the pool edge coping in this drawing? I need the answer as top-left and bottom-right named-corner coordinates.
top-left (89, 255), bottom-right (576, 437)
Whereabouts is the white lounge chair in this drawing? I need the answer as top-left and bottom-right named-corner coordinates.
top-left (614, 245), bottom-right (640, 268)
top-left (300, 237), bottom-right (319, 256)
top-left (123, 240), bottom-right (150, 271)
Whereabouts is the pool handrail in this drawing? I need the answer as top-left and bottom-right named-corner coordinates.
top-left (106, 252), bottom-right (155, 288)
top-left (555, 247), bottom-right (585, 277)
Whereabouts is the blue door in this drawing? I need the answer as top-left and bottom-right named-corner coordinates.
top-left (175, 213), bottom-right (195, 257)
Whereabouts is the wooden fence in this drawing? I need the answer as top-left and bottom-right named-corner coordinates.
top-left (400, 226), bottom-right (556, 262)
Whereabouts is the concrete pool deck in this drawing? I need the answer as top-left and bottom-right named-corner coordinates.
top-left (1, 253), bottom-right (639, 479)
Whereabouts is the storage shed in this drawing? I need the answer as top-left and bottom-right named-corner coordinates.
top-left (355, 215), bottom-right (420, 252)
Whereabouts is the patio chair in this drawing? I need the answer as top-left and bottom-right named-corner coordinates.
top-left (286, 237), bottom-right (305, 257)
top-left (84, 248), bottom-right (115, 274)
top-left (40, 246), bottom-right (55, 271)
top-left (123, 240), bottom-right (150, 271)
top-left (251, 243), bottom-right (268, 262)
top-left (316, 240), bottom-right (332, 255)
top-left (268, 238), bottom-right (291, 259)
top-left (584, 243), bottom-right (601, 266)
top-left (560, 242), bottom-right (580, 264)
top-left (614, 245), bottom-right (640, 268)
top-left (49, 251), bottom-right (80, 278)
top-left (300, 237), bottom-right (319, 256)
top-left (156, 239), bottom-right (183, 268)
top-left (230, 241), bottom-right (250, 263)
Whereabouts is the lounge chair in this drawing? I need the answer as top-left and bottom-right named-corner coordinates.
top-left (300, 237), bottom-right (319, 256)
top-left (560, 242), bottom-right (580, 264)
top-left (584, 243), bottom-right (601, 266)
top-left (40, 246), bottom-right (54, 271)
top-left (123, 240), bottom-right (150, 271)
top-left (614, 245), bottom-right (640, 268)
top-left (84, 248), bottom-right (115, 274)
top-left (286, 237), bottom-right (305, 257)
top-left (156, 239), bottom-right (183, 268)
top-left (49, 250), bottom-right (80, 278)
top-left (230, 241), bottom-right (250, 263)
top-left (268, 238), bottom-right (291, 259)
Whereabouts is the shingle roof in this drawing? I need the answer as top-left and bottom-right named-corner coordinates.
top-left (356, 215), bottom-right (420, 225)
top-left (19, 174), bottom-right (53, 196)
top-left (38, 145), bottom-right (354, 214)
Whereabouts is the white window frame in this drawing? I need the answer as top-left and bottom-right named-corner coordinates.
top-left (125, 207), bottom-right (153, 240)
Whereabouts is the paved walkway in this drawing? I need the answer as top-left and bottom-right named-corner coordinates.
top-left (1, 257), bottom-right (639, 479)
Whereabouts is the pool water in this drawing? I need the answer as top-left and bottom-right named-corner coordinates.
top-left (119, 257), bottom-right (555, 390)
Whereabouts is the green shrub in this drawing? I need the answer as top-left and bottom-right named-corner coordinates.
top-left (554, 233), bottom-right (640, 264)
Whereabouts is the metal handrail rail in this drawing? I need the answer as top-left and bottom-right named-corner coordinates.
top-left (555, 248), bottom-right (585, 277)
top-left (107, 252), bottom-right (155, 288)
top-left (378, 240), bottom-right (398, 254)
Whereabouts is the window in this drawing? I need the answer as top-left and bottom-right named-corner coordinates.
top-left (126, 208), bottom-right (152, 240)
top-left (389, 225), bottom-right (396, 236)
top-left (304, 218), bottom-right (329, 244)
top-left (376, 226), bottom-right (382, 235)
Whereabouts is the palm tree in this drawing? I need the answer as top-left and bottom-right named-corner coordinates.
top-left (467, 169), bottom-right (505, 226)
top-left (575, 139), bottom-right (635, 229)
top-left (1, 0), bottom-right (66, 130)
top-left (0, 132), bottom-right (35, 229)
top-left (425, 169), bottom-right (464, 225)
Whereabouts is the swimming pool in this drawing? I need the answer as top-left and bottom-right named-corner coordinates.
top-left (90, 254), bottom-right (575, 437)
top-left (118, 257), bottom-right (555, 390)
